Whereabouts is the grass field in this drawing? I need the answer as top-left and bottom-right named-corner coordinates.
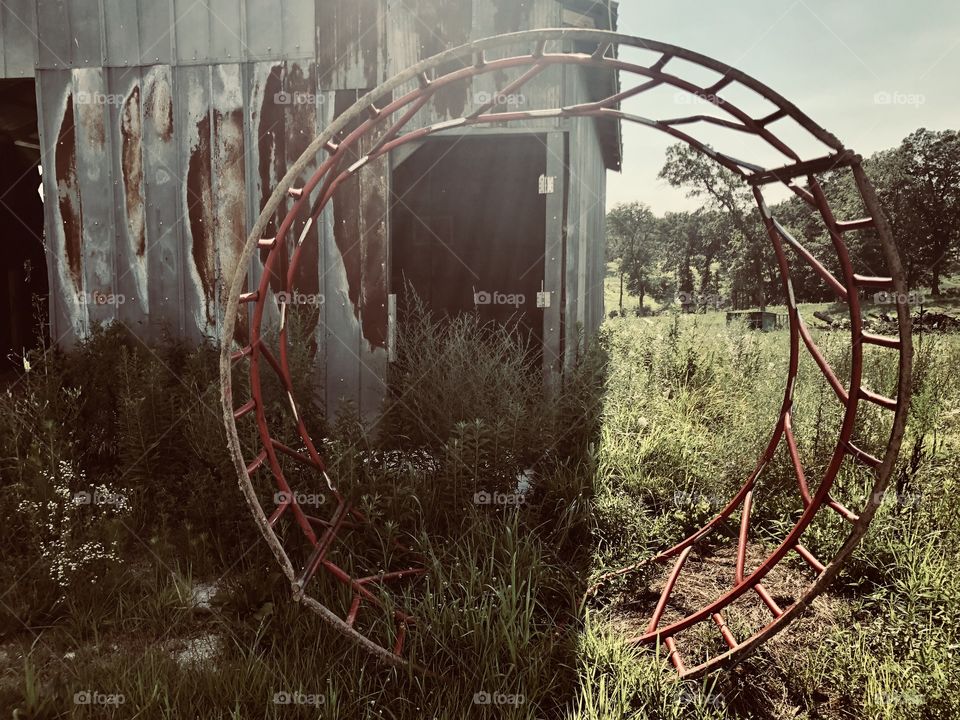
top-left (1, 299), bottom-right (958, 718)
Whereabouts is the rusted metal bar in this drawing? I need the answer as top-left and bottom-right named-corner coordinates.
top-left (646, 546), bottom-right (694, 634)
top-left (749, 152), bottom-right (855, 186)
top-left (712, 613), bottom-right (738, 649)
top-left (736, 491), bottom-right (753, 584)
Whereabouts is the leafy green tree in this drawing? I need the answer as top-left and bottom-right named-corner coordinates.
top-left (869, 129), bottom-right (960, 295)
top-left (659, 144), bottom-right (775, 309)
top-left (606, 202), bottom-right (659, 311)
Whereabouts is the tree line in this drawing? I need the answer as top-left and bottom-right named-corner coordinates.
top-left (607, 128), bottom-right (960, 314)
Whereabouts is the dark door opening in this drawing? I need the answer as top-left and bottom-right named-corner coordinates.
top-left (0, 79), bottom-right (45, 370)
top-left (390, 134), bottom-right (547, 349)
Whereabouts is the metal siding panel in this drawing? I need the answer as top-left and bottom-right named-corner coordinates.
top-left (405, 0), bottom-right (470, 123)
top-left (323, 89), bottom-right (364, 416)
top-left (283, 0), bottom-right (314, 60)
top-left (2, 0), bottom-right (38, 77)
top-left (103, 0), bottom-right (142, 67)
top-left (575, 116), bottom-right (588, 331)
top-left (595, 162), bottom-right (606, 329)
top-left (207, 0), bottom-right (243, 62)
top-left (176, 63), bottom-right (215, 339)
top-left (107, 67), bottom-right (149, 331)
top-left (358, 102), bottom-right (389, 422)
top-left (247, 60), bottom-right (286, 342)
top-left (72, 68), bottom-right (118, 328)
top-left (36, 0), bottom-right (72, 69)
top-left (37, 71), bottom-right (85, 342)
top-left (285, 61), bottom-right (320, 298)
top-left (68, 0), bottom-right (103, 67)
top-left (313, 92), bottom-right (335, 412)
top-left (244, 0), bottom-right (283, 60)
top-left (174, 0), bottom-right (210, 64)
top-left (563, 133), bottom-right (580, 370)
top-left (138, 0), bottom-right (174, 66)
top-left (212, 63), bottom-right (247, 342)
top-left (543, 130), bottom-right (565, 383)
top-left (284, 61), bottom-right (324, 404)
top-left (141, 64), bottom-right (183, 336)
top-left (530, 0), bottom-right (559, 28)
top-left (316, 0), bottom-right (383, 91)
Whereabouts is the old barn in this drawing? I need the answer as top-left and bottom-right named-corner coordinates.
top-left (0, 0), bottom-right (620, 414)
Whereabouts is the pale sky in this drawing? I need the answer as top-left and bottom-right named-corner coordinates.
top-left (607, 1), bottom-right (960, 212)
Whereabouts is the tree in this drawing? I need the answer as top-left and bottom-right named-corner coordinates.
top-left (880, 129), bottom-right (960, 295)
top-left (659, 144), bottom-right (775, 310)
top-left (606, 202), bottom-right (658, 311)
top-left (817, 128), bottom-right (960, 296)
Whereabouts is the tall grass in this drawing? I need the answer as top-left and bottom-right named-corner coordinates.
top-left (1, 310), bottom-right (959, 718)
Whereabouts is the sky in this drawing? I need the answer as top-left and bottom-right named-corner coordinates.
top-left (607, 0), bottom-right (960, 213)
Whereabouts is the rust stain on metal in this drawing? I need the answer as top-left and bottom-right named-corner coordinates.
top-left (360, 152), bottom-right (388, 349)
top-left (214, 107), bottom-right (248, 343)
top-left (79, 90), bottom-right (106, 148)
top-left (317, 1), bottom-right (381, 88)
top-left (187, 113), bottom-right (216, 326)
top-left (258, 66), bottom-right (285, 236)
top-left (257, 64), bottom-right (287, 287)
top-left (286, 62), bottom-right (320, 301)
top-left (121, 85), bottom-right (146, 257)
top-left (359, 0), bottom-right (380, 88)
top-left (146, 74), bottom-right (174, 142)
top-left (55, 95), bottom-right (83, 289)
top-left (411, 0), bottom-right (471, 119)
top-left (332, 90), bottom-right (363, 318)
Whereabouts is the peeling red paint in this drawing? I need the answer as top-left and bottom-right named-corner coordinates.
top-left (55, 95), bottom-right (83, 290)
top-left (187, 113), bottom-right (216, 326)
top-left (121, 85), bottom-right (146, 257)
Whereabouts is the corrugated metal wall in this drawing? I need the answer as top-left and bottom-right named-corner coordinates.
top-left (2, 0), bottom-right (612, 413)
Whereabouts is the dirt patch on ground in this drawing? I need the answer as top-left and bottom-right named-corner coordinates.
top-left (602, 542), bottom-right (845, 671)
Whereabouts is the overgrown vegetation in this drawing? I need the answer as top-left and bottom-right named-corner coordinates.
top-left (1, 304), bottom-right (958, 718)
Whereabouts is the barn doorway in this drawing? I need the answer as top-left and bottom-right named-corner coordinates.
top-left (390, 134), bottom-right (548, 349)
top-left (0, 78), bottom-right (45, 371)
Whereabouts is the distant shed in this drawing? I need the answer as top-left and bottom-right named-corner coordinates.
top-left (0, 0), bottom-right (620, 415)
top-left (726, 311), bottom-right (787, 332)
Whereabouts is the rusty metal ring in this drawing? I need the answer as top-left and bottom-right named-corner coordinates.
top-left (221, 29), bottom-right (911, 677)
